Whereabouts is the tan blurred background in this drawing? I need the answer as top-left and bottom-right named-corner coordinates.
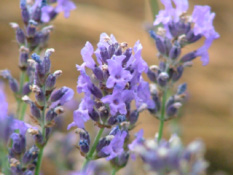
top-left (0, 0), bottom-right (233, 174)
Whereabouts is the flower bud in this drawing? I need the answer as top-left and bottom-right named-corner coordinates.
top-left (99, 106), bottom-right (109, 121)
top-left (45, 70), bottom-right (62, 91)
top-left (26, 20), bottom-right (37, 38)
top-left (169, 43), bottom-right (181, 60)
top-left (10, 22), bottom-right (25, 45)
top-left (46, 109), bottom-right (57, 123)
top-left (147, 68), bottom-right (157, 82)
top-left (186, 30), bottom-right (202, 43)
top-left (79, 140), bottom-right (89, 153)
top-left (89, 84), bottom-right (102, 98)
top-left (157, 72), bottom-right (169, 87)
top-left (93, 66), bottom-right (104, 81)
top-left (115, 44), bottom-right (122, 56)
top-left (180, 51), bottom-right (197, 63)
top-left (20, 4), bottom-right (30, 24)
top-left (22, 82), bottom-right (31, 95)
top-left (172, 65), bottom-right (184, 82)
top-left (9, 78), bottom-right (19, 93)
top-left (96, 136), bottom-right (112, 153)
top-left (43, 48), bottom-right (54, 74)
top-left (32, 6), bottom-right (41, 22)
top-left (108, 44), bottom-right (115, 58)
top-left (19, 46), bottom-right (29, 69)
top-left (50, 87), bottom-right (67, 102)
top-left (149, 30), bottom-right (166, 55)
top-left (100, 46), bottom-right (110, 63)
top-left (177, 83), bottom-right (187, 95)
top-left (22, 146), bottom-right (39, 165)
top-left (164, 37), bottom-right (172, 56)
top-left (11, 133), bottom-right (26, 154)
top-left (122, 48), bottom-right (132, 65)
top-left (108, 115), bottom-right (126, 125)
top-left (88, 108), bottom-right (100, 122)
top-left (30, 102), bottom-right (41, 120)
top-left (166, 102), bottom-right (182, 117)
top-left (129, 110), bottom-right (139, 125)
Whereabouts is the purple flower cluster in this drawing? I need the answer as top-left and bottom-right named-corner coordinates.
top-left (153, 0), bottom-right (219, 65)
top-left (67, 33), bottom-right (156, 172)
top-left (129, 131), bottom-right (208, 174)
top-left (2, 49), bottom-right (74, 175)
top-left (68, 33), bottom-right (154, 130)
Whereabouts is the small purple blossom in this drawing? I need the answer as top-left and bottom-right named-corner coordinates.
top-left (41, 5), bottom-right (54, 23)
top-left (106, 55), bottom-right (132, 89)
top-left (55, 0), bottom-right (76, 18)
top-left (192, 6), bottom-right (219, 39)
top-left (81, 42), bottom-right (96, 70)
top-left (135, 79), bottom-right (155, 109)
top-left (128, 129), bottom-right (144, 151)
top-left (101, 89), bottom-right (133, 116)
top-left (154, 0), bottom-right (188, 26)
top-left (67, 96), bottom-right (94, 129)
top-left (101, 131), bottom-right (127, 160)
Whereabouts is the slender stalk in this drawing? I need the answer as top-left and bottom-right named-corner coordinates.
top-left (111, 168), bottom-right (118, 175)
top-left (81, 127), bottom-right (105, 170)
top-left (150, 0), bottom-right (160, 19)
top-left (34, 86), bottom-right (47, 175)
top-left (157, 88), bottom-right (168, 142)
top-left (19, 103), bottom-right (27, 121)
top-left (16, 71), bottom-right (26, 120)
top-left (34, 146), bottom-right (44, 175)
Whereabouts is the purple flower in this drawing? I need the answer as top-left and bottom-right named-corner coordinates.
top-left (101, 89), bottom-right (133, 116)
top-left (76, 63), bottom-right (92, 94)
top-left (67, 96), bottom-right (94, 129)
top-left (81, 42), bottom-right (96, 70)
top-left (106, 55), bottom-right (132, 89)
top-left (195, 37), bottom-right (215, 66)
top-left (101, 131), bottom-right (127, 160)
top-left (134, 79), bottom-right (155, 109)
top-left (192, 5), bottom-right (220, 65)
top-left (128, 129), bottom-right (144, 151)
top-left (51, 86), bottom-right (74, 107)
top-left (55, 0), bottom-right (76, 18)
top-left (192, 6), bottom-right (220, 39)
top-left (130, 41), bottom-right (148, 74)
top-left (41, 5), bottom-right (54, 23)
top-left (154, 0), bottom-right (188, 25)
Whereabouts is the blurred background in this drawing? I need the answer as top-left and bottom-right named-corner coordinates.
top-left (0, 0), bottom-right (232, 174)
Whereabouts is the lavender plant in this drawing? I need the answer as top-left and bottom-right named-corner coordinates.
top-left (0, 0), bottom-right (220, 175)
top-left (67, 33), bottom-right (154, 174)
top-left (0, 0), bottom-right (75, 175)
top-left (1, 0), bottom-right (76, 121)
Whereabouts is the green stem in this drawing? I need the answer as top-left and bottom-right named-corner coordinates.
top-left (19, 103), bottom-right (27, 121)
top-left (150, 0), bottom-right (160, 19)
top-left (16, 71), bottom-right (28, 120)
top-left (111, 168), bottom-right (118, 175)
top-left (81, 127), bottom-right (105, 170)
top-left (34, 86), bottom-right (47, 175)
top-left (34, 146), bottom-right (44, 175)
top-left (157, 88), bottom-right (168, 142)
